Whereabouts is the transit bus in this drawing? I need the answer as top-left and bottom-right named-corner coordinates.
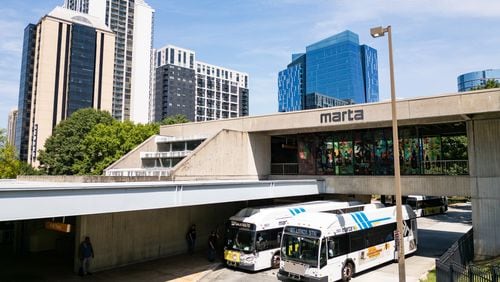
top-left (405, 195), bottom-right (448, 217)
top-left (223, 201), bottom-right (383, 271)
top-left (278, 205), bottom-right (418, 282)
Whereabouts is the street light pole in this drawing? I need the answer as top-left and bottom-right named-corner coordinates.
top-left (371, 25), bottom-right (406, 282)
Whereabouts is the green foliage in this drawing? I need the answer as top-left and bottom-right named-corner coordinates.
top-left (72, 121), bottom-right (159, 175)
top-left (441, 136), bottom-right (468, 160)
top-left (38, 108), bottom-right (114, 175)
top-left (0, 128), bottom-right (41, 178)
top-left (470, 79), bottom-right (500, 91)
top-left (419, 269), bottom-right (436, 282)
top-left (160, 114), bottom-right (190, 125)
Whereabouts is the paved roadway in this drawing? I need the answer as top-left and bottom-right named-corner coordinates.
top-left (200, 204), bottom-right (472, 282)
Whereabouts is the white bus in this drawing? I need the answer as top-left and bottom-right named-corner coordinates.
top-left (223, 201), bottom-right (383, 271)
top-left (405, 195), bottom-right (448, 217)
top-left (278, 205), bottom-right (418, 282)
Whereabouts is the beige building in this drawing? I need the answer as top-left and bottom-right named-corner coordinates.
top-left (7, 109), bottom-right (18, 146)
top-left (22, 7), bottom-right (115, 165)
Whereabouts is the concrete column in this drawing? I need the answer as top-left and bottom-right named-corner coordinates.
top-left (468, 119), bottom-right (500, 259)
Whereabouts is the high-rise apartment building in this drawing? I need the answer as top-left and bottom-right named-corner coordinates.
top-left (278, 30), bottom-right (379, 112)
top-left (15, 7), bottom-right (115, 164)
top-left (457, 69), bottom-right (500, 92)
top-left (64, 0), bottom-right (154, 123)
top-left (7, 109), bottom-right (18, 146)
top-left (153, 45), bottom-right (249, 122)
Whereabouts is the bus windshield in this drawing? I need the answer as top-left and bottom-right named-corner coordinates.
top-left (226, 226), bottom-right (255, 252)
top-left (281, 233), bottom-right (320, 267)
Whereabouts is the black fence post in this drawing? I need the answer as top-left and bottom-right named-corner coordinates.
top-left (468, 266), bottom-right (473, 282)
top-left (493, 266), bottom-right (499, 282)
top-left (449, 264), bottom-right (454, 282)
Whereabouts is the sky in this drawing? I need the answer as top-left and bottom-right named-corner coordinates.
top-left (1, 0), bottom-right (500, 130)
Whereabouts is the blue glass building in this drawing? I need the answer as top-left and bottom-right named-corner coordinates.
top-left (278, 30), bottom-right (379, 112)
top-left (457, 69), bottom-right (500, 92)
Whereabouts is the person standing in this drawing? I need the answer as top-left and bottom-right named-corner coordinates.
top-left (186, 224), bottom-right (197, 255)
top-left (78, 236), bottom-right (94, 276)
top-left (207, 230), bottom-right (217, 262)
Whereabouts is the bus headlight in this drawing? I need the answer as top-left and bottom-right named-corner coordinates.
top-left (241, 254), bottom-right (256, 265)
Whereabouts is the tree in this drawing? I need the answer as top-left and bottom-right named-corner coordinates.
top-left (0, 128), bottom-right (40, 178)
top-left (73, 121), bottom-right (159, 175)
top-left (160, 114), bottom-right (190, 125)
top-left (38, 108), bottom-right (114, 175)
top-left (471, 79), bottom-right (500, 91)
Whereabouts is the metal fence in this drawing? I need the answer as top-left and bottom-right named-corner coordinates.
top-left (436, 228), bottom-right (500, 282)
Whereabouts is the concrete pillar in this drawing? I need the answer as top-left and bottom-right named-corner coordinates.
top-left (468, 119), bottom-right (500, 259)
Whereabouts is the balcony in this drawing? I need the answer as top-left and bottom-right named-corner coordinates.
top-left (140, 151), bottom-right (191, 159)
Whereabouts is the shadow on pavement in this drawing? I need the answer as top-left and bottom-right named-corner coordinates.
top-left (0, 251), bottom-right (221, 282)
top-left (416, 228), bottom-right (471, 258)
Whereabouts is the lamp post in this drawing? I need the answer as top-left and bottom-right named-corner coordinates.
top-left (370, 25), bottom-right (406, 282)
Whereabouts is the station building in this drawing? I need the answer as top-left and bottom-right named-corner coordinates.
top-left (1, 89), bottom-right (499, 275)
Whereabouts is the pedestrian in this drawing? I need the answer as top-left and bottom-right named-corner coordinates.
top-left (186, 224), bottom-right (196, 255)
top-left (78, 236), bottom-right (94, 276)
top-left (207, 230), bottom-right (217, 262)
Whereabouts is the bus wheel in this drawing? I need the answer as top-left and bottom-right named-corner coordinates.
top-left (271, 253), bottom-right (280, 269)
top-left (341, 262), bottom-right (354, 281)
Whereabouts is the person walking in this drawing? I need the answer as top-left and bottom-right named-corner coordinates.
top-left (186, 224), bottom-right (196, 255)
top-left (207, 230), bottom-right (217, 262)
top-left (78, 236), bottom-right (94, 276)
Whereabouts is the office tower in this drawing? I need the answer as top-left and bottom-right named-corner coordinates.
top-left (153, 45), bottom-right (249, 122)
top-left (64, 0), bottom-right (154, 123)
top-left (278, 30), bottom-right (379, 112)
top-left (15, 7), bottom-right (115, 164)
top-left (7, 109), bottom-right (18, 146)
top-left (457, 69), bottom-right (500, 92)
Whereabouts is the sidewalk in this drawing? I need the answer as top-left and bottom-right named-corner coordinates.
top-left (0, 251), bottom-right (223, 282)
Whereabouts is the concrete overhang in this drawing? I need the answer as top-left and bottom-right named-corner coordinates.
top-left (159, 89), bottom-right (500, 137)
top-left (0, 179), bottom-right (323, 221)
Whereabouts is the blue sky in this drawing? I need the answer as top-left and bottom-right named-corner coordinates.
top-left (1, 0), bottom-right (500, 129)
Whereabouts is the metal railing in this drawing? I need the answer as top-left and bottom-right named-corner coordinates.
top-left (436, 228), bottom-right (500, 282)
top-left (271, 163), bottom-right (299, 175)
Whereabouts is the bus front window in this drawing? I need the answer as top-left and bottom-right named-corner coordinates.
top-left (226, 227), bottom-right (255, 252)
top-left (281, 233), bottom-right (320, 267)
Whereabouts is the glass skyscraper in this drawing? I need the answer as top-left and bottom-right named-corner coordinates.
top-left (457, 69), bottom-right (500, 92)
top-left (278, 30), bottom-right (379, 112)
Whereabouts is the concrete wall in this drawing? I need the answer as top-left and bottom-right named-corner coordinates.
top-left (159, 90), bottom-right (500, 138)
top-left (74, 202), bottom-right (247, 271)
top-left (171, 130), bottom-right (270, 180)
top-left (468, 119), bottom-right (500, 259)
top-left (105, 135), bottom-right (158, 170)
top-left (269, 175), bottom-right (471, 197)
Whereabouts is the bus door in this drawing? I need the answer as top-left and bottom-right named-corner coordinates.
top-left (323, 234), bottom-right (349, 279)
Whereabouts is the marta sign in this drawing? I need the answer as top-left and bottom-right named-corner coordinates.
top-left (320, 109), bottom-right (364, 124)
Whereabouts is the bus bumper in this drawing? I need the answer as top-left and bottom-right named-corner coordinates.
top-left (277, 269), bottom-right (328, 282)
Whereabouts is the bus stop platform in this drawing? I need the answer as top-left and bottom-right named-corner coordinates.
top-left (0, 251), bottom-right (223, 282)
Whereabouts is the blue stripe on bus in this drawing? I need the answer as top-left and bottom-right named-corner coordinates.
top-left (299, 207), bottom-right (305, 213)
top-left (351, 213), bottom-right (363, 229)
top-left (289, 209), bottom-right (296, 216)
top-left (355, 213), bottom-right (369, 229)
top-left (294, 208), bottom-right (301, 215)
top-left (360, 212), bottom-right (372, 228)
top-left (369, 217), bottom-right (392, 224)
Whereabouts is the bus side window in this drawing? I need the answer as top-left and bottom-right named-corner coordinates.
top-left (328, 234), bottom-right (349, 258)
